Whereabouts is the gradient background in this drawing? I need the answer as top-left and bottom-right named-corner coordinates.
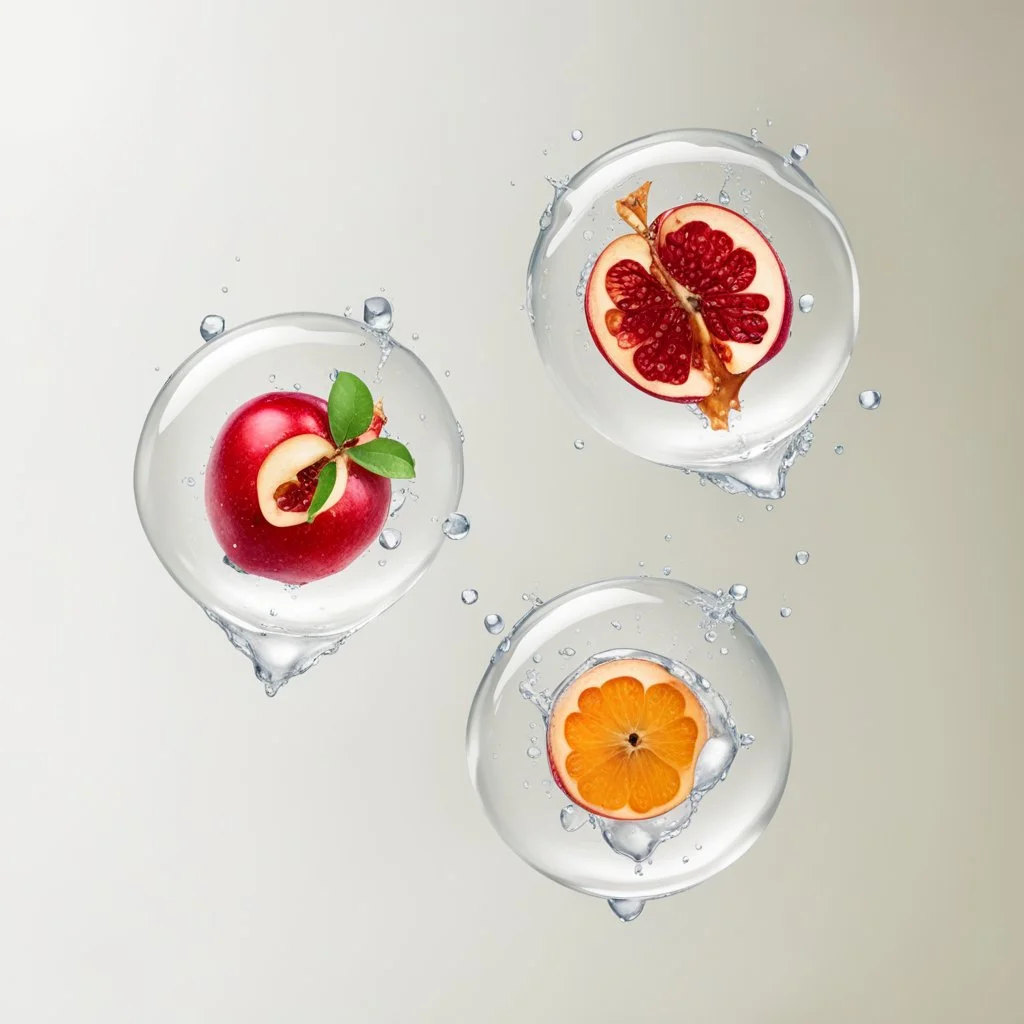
top-left (2, 0), bottom-right (1021, 1021)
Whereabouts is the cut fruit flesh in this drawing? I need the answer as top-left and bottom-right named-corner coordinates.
top-left (584, 195), bottom-right (793, 423)
top-left (256, 433), bottom-right (349, 527)
top-left (547, 657), bottom-right (709, 820)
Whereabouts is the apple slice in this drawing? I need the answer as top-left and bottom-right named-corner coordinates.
top-left (256, 434), bottom-right (349, 527)
top-left (584, 191), bottom-right (793, 427)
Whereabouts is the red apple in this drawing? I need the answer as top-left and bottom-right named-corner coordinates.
top-left (205, 392), bottom-right (391, 585)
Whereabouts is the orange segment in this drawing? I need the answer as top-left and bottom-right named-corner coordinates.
top-left (547, 657), bottom-right (708, 820)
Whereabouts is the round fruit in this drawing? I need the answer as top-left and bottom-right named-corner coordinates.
top-left (585, 202), bottom-right (792, 404)
top-left (205, 392), bottom-right (391, 585)
top-left (547, 657), bottom-right (709, 820)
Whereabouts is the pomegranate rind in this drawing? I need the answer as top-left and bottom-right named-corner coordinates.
top-left (547, 657), bottom-right (709, 821)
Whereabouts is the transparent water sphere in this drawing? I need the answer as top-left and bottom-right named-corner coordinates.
top-left (466, 576), bottom-right (791, 912)
top-left (527, 128), bottom-right (860, 498)
top-left (135, 311), bottom-right (464, 694)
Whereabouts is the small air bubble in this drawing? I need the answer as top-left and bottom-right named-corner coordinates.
top-left (442, 513), bottom-right (471, 540)
top-left (379, 528), bottom-right (402, 551)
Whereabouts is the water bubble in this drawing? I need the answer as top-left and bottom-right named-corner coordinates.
top-left (363, 296), bottom-right (393, 331)
top-left (780, 607), bottom-right (792, 618)
top-left (269, 608), bottom-right (278, 617)
top-left (611, 620), bottom-right (622, 630)
top-left (182, 476), bottom-right (195, 487)
top-left (484, 613), bottom-right (504, 634)
top-left (858, 389), bottom-right (881, 410)
top-left (527, 746), bottom-right (542, 759)
top-left (608, 898), bottom-right (646, 923)
top-left (662, 567), bottom-right (672, 576)
top-left (720, 647), bottom-right (729, 655)
top-left (834, 443), bottom-right (845, 454)
top-left (766, 118), bottom-right (773, 127)
top-left (798, 293), bottom-right (815, 313)
top-left (220, 286), bottom-right (228, 294)
top-left (739, 187), bottom-right (752, 202)
top-left (765, 504), bottom-right (774, 512)
top-left (379, 528), bottom-right (402, 551)
top-left (704, 631), bottom-right (717, 643)
top-left (582, 229), bottom-right (594, 241)
top-left (728, 583), bottom-right (748, 601)
top-left (790, 143), bottom-right (809, 162)
top-left (573, 439), bottom-right (585, 450)
top-left (737, 514), bottom-right (745, 523)
top-left (559, 647), bottom-right (576, 657)
top-left (571, 129), bottom-right (583, 141)
top-left (461, 589), bottom-right (479, 605)
top-left (199, 314), bottom-right (225, 342)
top-left (532, 653), bottom-right (543, 664)
top-left (560, 804), bottom-right (588, 832)
top-left (718, 189), bottom-right (731, 205)
top-left (442, 512), bottom-right (471, 540)
top-left (795, 550), bottom-right (810, 565)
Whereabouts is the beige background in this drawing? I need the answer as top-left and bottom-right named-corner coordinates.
top-left (2, 0), bottom-right (1021, 1020)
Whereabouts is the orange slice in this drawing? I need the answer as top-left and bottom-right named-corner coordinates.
top-left (547, 657), bottom-right (708, 820)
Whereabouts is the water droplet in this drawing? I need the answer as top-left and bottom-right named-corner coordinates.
top-left (858, 389), bottom-right (881, 410)
top-left (728, 583), bottom-right (748, 601)
top-left (720, 647), bottom-right (729, 655)
top-left (292, 383), bottom-right (301, 391)
top-left (695, 843), bottom-right (703, 851)
top-left (662, 567), bottom-right (671, 576)
top-left (199, 314), bottom-right (225, 342)
top-left (571, 128), bottom-right (583, 141)
top-left (582, 229), bottom-right (594, 241)
top-left (766, 118), bottom-right (773, 127)
top-left (765, 503), bottom-right (774, 512)
top-left (795, 550), bottom-right (810, 565)
top-left (378, 559), bottom-right (387, 567)
top-left (532, 653), bottom-right (542, 664)
top-left (570, 438), bottom-right (586, 453)
top-left (268, 374), bottom-right (276, 383)
top-left (523, 780), bottom-right (530, 789)
top-left (379, 528), bottom-right (402, 551)
top-left (611, 621), bottom-right (622, 630)
top-left (736, 514), bottom-right (744, 523)
top-left (461, 589), bottom-right (479, 605)
top-left (798, 293), bottom-right (815, 313)
top-left (664, 533), bottom-right (672, 543)
top-left (682, 855), bottom-right (690, 864)
top-left (220, 286), bottom-right (228, 294)
top-left (740, 733), bottom-right (755, 747)
top-left (363, 296), bottom-right (393, 331)
top-left (484, 613), bottom-right (504, 634)
top-left (442, 512), bottom-right (470, 540)
top-left (560, 804), bottom-right (588, 832)
top-left (790, 143), bottom-right (809, 162)
top-left (718, 189), bottom-right (731, 205)
top-left (749, 128), bottom-right (760, 144)
top-left (182, 476), bottom-right (195, 487)
top-left (559, 647), bottom-right (576, 657)
top-left (739, 188), bottom-right (752, 202)
top-left (834, 443), bottom-right (845, 454)
top-left (410, 332), bottom-right (419, 341)
top-left (780, 607), bottom-right (792, 618)
top-left (608, 898), bottom-right (645, 922)
top-left (539, 205), bottom-right (553, 230)
top-left (268, 608), bottom-right (278, 617)
top-left (704, 630), bottom-right (717, 643)
top-left (527, 746), bottom-right (541, 759)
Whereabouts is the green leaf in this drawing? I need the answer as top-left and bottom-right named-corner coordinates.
top-left (327, 371), bottom-right (374, 446)
top-left (306, 460), bottom-right (338, 523)
top-left (346, 438), bottom-right (416, 479)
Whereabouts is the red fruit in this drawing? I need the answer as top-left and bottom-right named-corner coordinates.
top-left (205, 392), bottom-right (391, 585)
top-left (585, 194), bottom-right (793, 429)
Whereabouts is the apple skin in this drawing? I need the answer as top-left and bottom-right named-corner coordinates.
top-left (205, 392), bottom-right (391, 585)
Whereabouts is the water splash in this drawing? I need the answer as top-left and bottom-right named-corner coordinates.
top-left (204, 608), bottom-right (348, 697)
